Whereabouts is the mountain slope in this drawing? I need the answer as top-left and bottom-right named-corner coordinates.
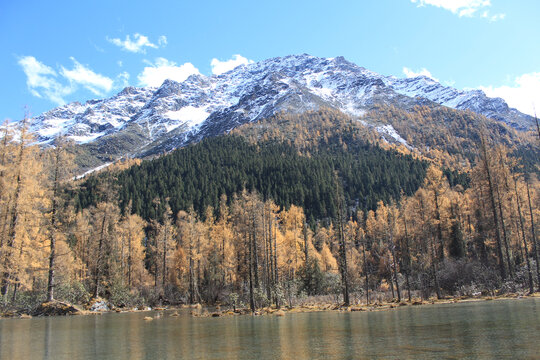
top-left (74, 112), bottom-right (429, 223)
top-left (29, 54), bottom-right (535, 170)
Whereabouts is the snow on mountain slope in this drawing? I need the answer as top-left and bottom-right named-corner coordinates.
top-left (29, 54), bottom-right (534, 164)
top-left (384, 75), bottom-right (530, 129)
top-left (32, 86), bottom-right (154, 143)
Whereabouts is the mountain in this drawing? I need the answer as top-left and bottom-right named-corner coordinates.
top-left (29, 54), bottom-right (534, 170)
top-left (74, 111), bottom-right (430, 223)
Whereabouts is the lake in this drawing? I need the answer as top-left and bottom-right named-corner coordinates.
top-left (1, 298), bottom-right (539, 359)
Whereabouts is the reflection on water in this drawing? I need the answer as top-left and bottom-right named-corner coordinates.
top-left (0, 298), bottom-right (539, 359)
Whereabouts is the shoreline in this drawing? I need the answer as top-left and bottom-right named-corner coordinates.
top-left (2, 292), bottom-right (539, 319)
top-left (191, 292), bottom-right (540, 318)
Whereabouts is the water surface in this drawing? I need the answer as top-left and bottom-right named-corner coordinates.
top-left (1, 298), bottom-right (539, 359)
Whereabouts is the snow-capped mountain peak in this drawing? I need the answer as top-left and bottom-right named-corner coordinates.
top-left (29, 54), bottom-right (533, 167)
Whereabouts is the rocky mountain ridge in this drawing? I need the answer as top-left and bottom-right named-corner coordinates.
top-left (28, 54), bottom-right (534, 169)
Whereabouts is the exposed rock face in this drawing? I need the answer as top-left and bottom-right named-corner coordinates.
top-left (28, 54), bottom-right (534, 172)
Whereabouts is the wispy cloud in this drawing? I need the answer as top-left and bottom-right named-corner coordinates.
top-left (481, 11), bottom-right (505, 22)
top-left (106, 33), bottom-right (167, 53)
top-left (18, 56), bottom-right (72, 105)
top-left (403, 67), bottom-right (439, 82)
top-left (60, 57), bottom-right (113, 96)
top-left (115, 72), bottom-right (130, 88)
top-left (479, 72), bottom-right (540, 116)
top-left (137, 57), bottom-right (200, 87)
top-left (19, 56), bottom-right (123, 105)
top-left (410, 0), bottom-right (505, 20)
top-left (157, 35), bottom-right (167, 47)
top-left (210, 54), bottom-right (254, 75)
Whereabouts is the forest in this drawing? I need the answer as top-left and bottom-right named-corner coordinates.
top-left (75, 132), bottom-right (429, 224)
top-left (0, 108), bottom-right (538, 314)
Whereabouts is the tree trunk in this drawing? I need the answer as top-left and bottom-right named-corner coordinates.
top-left (362, 239), bottom-right (369, 305)
top-left (334, 174), bottom-right (349, 307)
top-left (391, 242), bottom-right (401, 302)
top-left (514, 177), bottom-right (534, 294)
top-left (303, 221), bottom-right (309, 262)
top-left (496, 184), bottom-right (513, 278)
top-left (434, 191), bottom-right (444, 260)
top-left (93, 211), bottom-right (107, 299)
top-left (0, 144), bottom-right (24, 296)
top-left (47, 149), bottom-right (61, 302)
top-left (526, 180), bottom-right (540, 288)
top-left (248, 232), bottom-right (255, 312)
top-left (403, 218), bottom-right (412, 302)
top-left (480, 136), bottom-right (506, 280)
top-left (431, 236), bottom-right (442, 299)
top-left (162, 225), bottom-right (168, 293)
top-left (46, 221), bottom-right (57, 302)
top-left (273, 216), bottom-right (279, 308)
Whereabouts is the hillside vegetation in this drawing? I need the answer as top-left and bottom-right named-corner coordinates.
top-left (0, 108), bottom-right (538, 315)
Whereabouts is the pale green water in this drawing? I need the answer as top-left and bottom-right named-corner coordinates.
top-left (1, 298), bottom-right (539, 359)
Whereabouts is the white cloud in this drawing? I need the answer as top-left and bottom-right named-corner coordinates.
top-left (410, 0), bottom-right (505, 19)
top-left (210, 54), bottom-right (254, 75)
top-left (479, 72), bottom-right (540, 116)
top-left (18, 56), bottom-right (72, 105)
top-left (115, 72), bottom-right (130, 89)
top-left (137, 57), bottom-right (200, 87)
top-left (60, 57), bottom-right (114, 96)
top-left (158, 35), bottom-right (167, 47)
top-left (19, 56), bottom-right (124, 105)
top-left (481, 11), bottom-right (506, 22)
top-left (403, 67), bottom-right (439, 82)
top-left (107, 33), bottom-right (167, 53)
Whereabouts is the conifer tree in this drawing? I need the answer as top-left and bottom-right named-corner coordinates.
top-left (44, 137), bottom-right (75, 302)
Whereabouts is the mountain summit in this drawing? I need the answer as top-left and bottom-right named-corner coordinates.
top-left (29, 54), bottom-right (534, 168)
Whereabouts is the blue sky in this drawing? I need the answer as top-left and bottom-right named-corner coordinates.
top-left (1, 0), bottom-right (539, 120)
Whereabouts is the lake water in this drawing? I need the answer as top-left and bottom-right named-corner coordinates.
top-left (1, 298), bottom-right (539, 359)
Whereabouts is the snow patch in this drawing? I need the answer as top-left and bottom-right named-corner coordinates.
top-left (75, 162), bottom-right (112, 180)
top-left (69, 132), bottom-right (106, 144)
top-left (376, 124), bottom-right (410, 148)
top-left (165, 106), bottom-right (210, 129)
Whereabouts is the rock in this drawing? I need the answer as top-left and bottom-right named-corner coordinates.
top-left (211, 312), bottom-right (221, 317)
top-left (90, 301), bottom-right (110, 312)
top-left (274, 310), bottom-right (286, 317)
top-left (143, 316), bottom-right (153, 321)
top-left (86, 297), bottom-right (111, 312)
top-left (32, 301), bottom-right (83, 316)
